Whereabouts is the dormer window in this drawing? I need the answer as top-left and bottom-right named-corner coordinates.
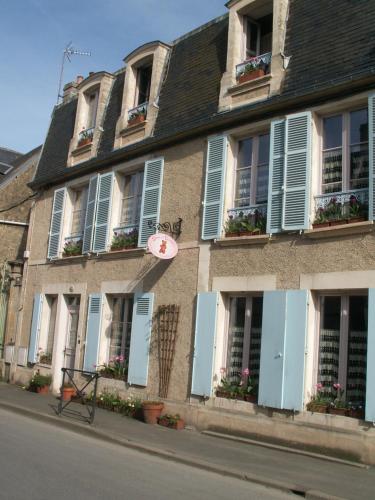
top-left (86, 90), bottom-right (99, 129)
top-left (245, 14), bottom-right (272, 59)
top-left (137, 64), bottom-right (152, 106)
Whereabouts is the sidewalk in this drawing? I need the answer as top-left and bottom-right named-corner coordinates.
top-left (0, 382), bottom-right (374, 500)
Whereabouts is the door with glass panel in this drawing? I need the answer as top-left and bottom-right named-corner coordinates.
top-left (64, 296), bottom-right (80, 370)
top-left (108, 296), bottom-right (133, 378)
top-left (226, 296), bottom-right (263, 399)
top-left (318, 295), bottom-right (368, 406)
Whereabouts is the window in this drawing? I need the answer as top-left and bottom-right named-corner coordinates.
top-left (38, 295), bottom-right (57, 365)
top-left (137, 65), bottom-right (152, 106)
top-left (322, 109), bottom-right (369, 194)
top-left (108, 296), bottom-right (133, 369)
top-left (318, 294), bottom-right (368, 407)
top-left (119, 171), bottom-right (144, 229)
top-left (245, 14), bottom-right (273, 59)
top-left (86, 90), bottom-right (99, 129)
top-left (226, 296), bottom-right (263, 397)
top-left (235, 133), bottom-right (270, 207)
top-left (70, 187), bottom-right (88, 237)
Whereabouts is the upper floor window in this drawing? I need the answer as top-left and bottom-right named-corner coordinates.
top-left (137, 64), bottom-right (152, 106)
top-left (322, 109), bottom-right (369, 194)
top-left (235, 133), bottom-right (270, 207)
top-left (120, 171), bottom-right (144, 228)
top-left (245, 14), bottom-right (273, 59)
top-left (70, 187), bottom-right (88, 237)
top-left (86, 90), bottom-right (99, 129)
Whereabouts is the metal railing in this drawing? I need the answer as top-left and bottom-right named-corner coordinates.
top-left (314, 188), bottom-right (369, 222)
top-left (236, 52), bottom-right (272, 80)
top-left (128, 102), bottom-right (148, 123)
top-left (227, 203), bottom-right (267, 219)
top-left (77, 127), bottom-right (94, 146)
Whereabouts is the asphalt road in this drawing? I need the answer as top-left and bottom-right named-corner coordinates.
top-left (0, 408), bottom-right (294, 500)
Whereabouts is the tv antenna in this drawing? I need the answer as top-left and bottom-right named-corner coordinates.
top-left (57, 42), bottom-right (91, 104)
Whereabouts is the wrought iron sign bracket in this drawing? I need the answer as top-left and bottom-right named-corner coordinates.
top-left (147, 218), bottom-right (183, 239)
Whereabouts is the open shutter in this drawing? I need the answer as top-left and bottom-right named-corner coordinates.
top-left (267, 120), bottom-right (285, 234)
top-left (258, 291), bottom-right (286, 408)
top-left (47, 188), bottom-right (66, 259)
top-left (369, 95), bottom-right (375, 221)
top-left (282, 112), bottom-right (312, 231)
top-left (92, 172), bottom-right (114, 253)
top-left (138, 159), bottom-right (164, 248)
top-left (191, 292), bottom-right (218, 396)
top-left (128, 293), bottom-right (154, 386)
top-left (83, 294), bottom-right (103, 372)
top-left (82, 175), bottom-right (99, 254)
top-left (258, 290), bottom-right (308, 410)
top-left (28, 294), bottom-right (43, 363)
top-left (202, 136), bottom-right (227, 240)
top-left (366, 289), bottom-right (375, 421)
top-left (283, 290), bottom-right (308, 410)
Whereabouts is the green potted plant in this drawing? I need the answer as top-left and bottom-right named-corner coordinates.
top-left (128, 108), bottom-right (147, 126)
top-left (28, 371), bottom-right (52, 394)
top-left (61, 382), bottom-right (76, 401)
top-left (63, 239), bottom-right (83, 257)
top-left (142, 400), bottom-right (165, 424)
top-left (224, 216), bottom-right (240, 237)
top-left (77, 128), bottom-right (94, 147)
top-left (158, 413), bottom-right (185, 430)
top-left (237, 61), bottom-right (266, 84)
top-left (306, 383), bottom-right (331, 413)
top-left (110, 229), bottom-right (138, 251)
top-left (98, 356), bottom-right (127, 380)
top-left (329, 383), bottom-right (349, 416)
top-left (348, 195), bottom-right (366, 223)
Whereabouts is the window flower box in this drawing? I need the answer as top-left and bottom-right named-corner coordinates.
top-left (128, 114), bottom-right (146, 126)
top-left (63, 239), bottom-right (83, 257)
top-left (110, 228), bottom-right (138, 251)
top-left (77, 127), bottom-right (94, 147)
top-left (224, 211), bottom-right (266, 238)
top-left (313, 192), bottom-right (368, 229)
top-left (238, 68), bottom-right (265, 84)
top-left (216, 368), bottom-right (257, 403)
top-left (127, 103), bottom-right (148, 127)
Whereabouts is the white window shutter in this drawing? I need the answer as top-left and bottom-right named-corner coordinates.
top-left (138, 158), bottom-right (164, 248)
top-left (47, 188), bottom-right (66, 259)
top-left (282, 112), bottom-right (312, 231)
top-left (202, 136), bottom-right (227, 240)
top-left (92, 172), bottom-right (114, 253)
top-left (83, 294), bottom-right (103, 372)
top-left (366, 289), bottom-right (375, 422)
top-left (28, 294), bottom-right (44, 363)
top-left (267, 120), bottom-right (285, 234)
top-left (368, 94), bottom-right (375, 221)
top-left (128, 293), bottom-right (154, 386)
top-left (82, 175), bottom-right (99, 254)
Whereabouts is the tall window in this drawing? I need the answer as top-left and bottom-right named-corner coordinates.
top-left (245, 14), bottom-right (273, 59)
top-left (86, 90), bottom-right (99, 129)
top-left (226, 296), bottom-right (263, 396)
top-left (120, 172), bottom-right (144, 229)
top-left (322, 109), bottom-right (369, 194)
top-left (137, 65), bottom-right (152, 106)
top-left (318, 295), bottom-right (368, 406)
top-left (70, 187), bottom-right (88, 237)
top-left (108, 296), bottom-right (133, 365)
top-left (235, 133), bottom-right (270, 207)
top-left (39, 295), bottom-right (57, 365)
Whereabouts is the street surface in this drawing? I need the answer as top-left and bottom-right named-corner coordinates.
top-left (0, 408), bottom-right (294, 500)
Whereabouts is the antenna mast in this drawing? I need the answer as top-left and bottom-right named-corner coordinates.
top-left (57, 42), bottom-right (91, 104)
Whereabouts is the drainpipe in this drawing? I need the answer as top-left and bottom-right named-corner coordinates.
top-left (0, 220), bottom-right (29, 227)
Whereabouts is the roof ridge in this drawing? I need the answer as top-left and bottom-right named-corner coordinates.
top-left (171, 12), bottom-right (228, 45)
top-left (0, 146), bottom-right (23, 155)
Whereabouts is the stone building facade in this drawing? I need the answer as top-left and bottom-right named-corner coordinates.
top-left (5, 0), bottom-right (375, 463)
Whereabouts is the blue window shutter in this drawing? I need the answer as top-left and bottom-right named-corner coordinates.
top-left (28, 294), bottom-right (44, 363)
top-left (282, 112), bottom-right (312, 231)
top-left (267, 120), bottom-right (285, 234)
top-left (258, 291), bottom-right (286, 408)
top-left (368, 95), bottom-right (375, 221)
top-left (83, 175), bottom-right (99, 254)
top-left (202, 136), bottom-right (227, 240)
top-left (138, 158), bottom-right (164, 248)
top-left (283, 290), bottom-right (308, 411)
top-left (92, 172), bottom-right (114, 253)
top-left (191, 292), bottom-right (218, 396)
top-left (47, 188), bottom-right (66, 259)
top-left (83, 294), bottom-right (103, 372)
top-left (366, 289), bottom-right (375, 421)
top-left (128, 293), bottom-right (154, 386)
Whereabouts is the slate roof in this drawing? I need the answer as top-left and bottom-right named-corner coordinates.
top-left (0, 147), bottom-right (22, 175)
top-left (0, 145), bottom-right (42, 187)
top-left (33, 0), bottom-right (375, 188)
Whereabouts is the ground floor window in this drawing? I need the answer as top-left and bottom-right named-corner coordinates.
top-left (318, 294), bottom-right (367, 407)
top-left (38, 295), bottom-right (57, 365)
top-left (64, 296), bottom-right (80, 370)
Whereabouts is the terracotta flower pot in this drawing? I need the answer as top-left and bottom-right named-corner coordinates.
top-left (312, 222), bottom-right (330, 229)
top-left (348, 408), bottom-right (365, 419)
top-left (142, 402), bottom-right (164, 424)
top-left (306, 403), bottom-right (328, 414)
top-left (36, 385), bottom-right (49, 395)
top-left (244, 394), bottom-right (257, 403)
top-left (329, 220), bottom-right (347, 227)
top-left (238, 69), bottom-right (265, 84)
top-left (348, 217), bottom-right (366, 224)
top-left (329, 407), bottom-right (348, 416)
top-left (128, 114), bottom-right (146, 127)
top-left (225, 232), bottom-right (239, 238)
top-left (77, 137), bottom-right (92, 148)
top-left (62, 387), bottom-right (76, 401)
top-left (158, 418), bottom-right (185, 430)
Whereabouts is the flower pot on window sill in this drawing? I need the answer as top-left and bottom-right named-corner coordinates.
top-left (347, 217), bottom-right (366, 224)
top-left (77, 138), bottom-right (93, 148)
top-left (328, 219), bottom-right (348, 227)
top-left (348, 408), bottom-right (365, 419)
top-left (110, 244), bottom-right (137, 252)
top-left (312, 222), bottom-right (330, 229)
top-left (128, 114), bottom-right (146, 127)
top-left (225, 232), bottom-right (240, 238)
top-left (328, 407), bottom-right (349, 416)
top-left (306, 402), bottom-right (328, 414)
top-left (237, 69), bottom-right (265, 84)
top-left (244, 394), bottom-right (257, 403)
top-left (63, 251), bottom-right (82, 258)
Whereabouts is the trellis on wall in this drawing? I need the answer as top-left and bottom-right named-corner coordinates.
top-left (156, 304), bottom-right (180, 398)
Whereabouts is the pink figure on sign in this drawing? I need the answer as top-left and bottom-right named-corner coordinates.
top-left (159, 240), bottom-right (167, 254)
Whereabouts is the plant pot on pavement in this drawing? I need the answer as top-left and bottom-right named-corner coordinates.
top-left (142, 401), bottom-right (164, 424)
top-left (36, 385), bottom-right (50, 395)
top-left (62, 386), bottom-right (76, 401)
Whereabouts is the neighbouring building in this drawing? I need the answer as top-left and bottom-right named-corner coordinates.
top-left (5, 0), bottom-right (375, 463)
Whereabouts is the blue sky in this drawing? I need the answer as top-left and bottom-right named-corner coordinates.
top-left (0, 0), bottom-right (227, 154)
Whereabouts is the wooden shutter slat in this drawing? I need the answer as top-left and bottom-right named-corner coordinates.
top-left (47, 188), bottom-right (66, 259)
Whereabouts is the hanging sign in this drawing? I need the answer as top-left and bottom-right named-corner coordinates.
top-left (147, 233), bottom-right (178, 260)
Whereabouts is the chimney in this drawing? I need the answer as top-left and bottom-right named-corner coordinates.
top-left (62, 75), bottom-right (84, 103)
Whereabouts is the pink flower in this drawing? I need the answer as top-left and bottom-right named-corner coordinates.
top-left (115, 356), bottom-right (120, 362)
top-left (220, 367), bottom-right (226, 375)
top-left (242, 368), bottom-right (250, 377)
top-left (333, 383), bottom-right (341, 390)
top-left (119, 355), bottom-right (125, 362)
top-left (315, 383), bottom-right (323, 391)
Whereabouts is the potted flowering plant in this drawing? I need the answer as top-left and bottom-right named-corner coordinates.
top-left (237, 60), bottom-right (267, 84)
top-left (77, 128), bottom-right (94, 147)
top-left (98, 356), bottom-right (127, 380)
top-left (158, 413), bottom-right (185, 430)
top-left (348, 195), bottom-right (367, 223)
top-left (128, 108), bottom-right (147, 126)
top-left (329, 383), bottom-right (349, 416)
top-left (111, 229), bottom-right (138, 251)
top-left (142, 400), bottom-right (165, 424)
top-left (216, 367), bottom-right (256, 402)
top-left (306, 383), bottom-right (331, 413)
top-left (63, 239), bottom-right (83, 257)
top-left (28, 371), bottom-right (52, 394)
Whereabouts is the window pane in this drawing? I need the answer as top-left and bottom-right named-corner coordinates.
top-left (227, 297), bottom-right (246, 383)
top-left (350, 143), bottom-right (369, 189)
top-left (247, 20), bottom-right (259, 56)
top-left (238, 138), bottom-right (252, 168)
top-left (322, 150), bottom-right (342, 194)
top-left (235, 167), bottom-right (251, 207)
top-left (347, 296), bottom-right (367, 406)
top-left (71, 187), bottom-right (88, 236)
top-left (318, 296), bottom-right (341, 395)
top-left (258, 134), bottom-right (270, 165)
top-left (248, 297), bottom-right (262, 393)
top-left (109, 296), bottom-right (133, 375)
top-left (138, 65), bottom-right (152, 105)
top-left (121, 172), bottom-right (143, 227)
top-left (256, 164), bottom-right (268, 204)
top-left (350, 109), bottom-right (368, 145)
top-left (323, 115), bottom-right (342, 150)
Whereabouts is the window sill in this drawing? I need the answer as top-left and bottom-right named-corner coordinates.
top-left (71, 142), bottom-right (92, 157)
top-left (119, 120), bottom-right (147, 137)
top-left (98, 247), bottom-right (146, 259)
top-left (304, 220), bottom-right (374, 239)
top-left (215, 234), bottom-right (270, 246)
top-left (228, 73), bottom-right (272, 96)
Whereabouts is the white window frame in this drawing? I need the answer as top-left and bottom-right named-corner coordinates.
top-left (69, 186), bottom-right (89, 238)
top-left (118, 171), bottom-right (144, 229)
top-left (243, 17), bottom-right (261, 60)
top-left (320, 108), bottom-right (369, 194)
top-left (106, 295), bottom-right (133, 364)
